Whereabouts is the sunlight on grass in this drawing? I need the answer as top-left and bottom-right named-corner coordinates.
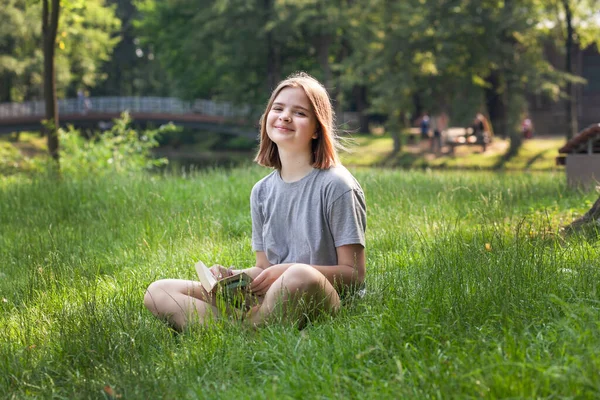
top-left (340, 133), bottom-right (565, 171)
top-left (1, 167), bottom-right (598, 398)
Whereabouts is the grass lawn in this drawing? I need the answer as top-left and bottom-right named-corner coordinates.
top-left (1, 130), bottom-right (566, 173)
top-left (1, 165), bottom-right (599, 398)
top-left (340, 132), bottom-right (565, 171)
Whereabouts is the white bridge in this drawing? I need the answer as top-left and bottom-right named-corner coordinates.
top-left (0, 97), bottom-right (258, 138)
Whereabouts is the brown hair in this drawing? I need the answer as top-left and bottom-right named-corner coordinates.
top-left (254, 72), bottom-right (340, 170)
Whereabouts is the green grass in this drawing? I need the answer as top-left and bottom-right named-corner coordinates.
top-left (340, 133), bottom-right (565, 171)
top-left (2, 131), bottom-right (566, 173)
top-left (1, 167), bottom-right (599, 398)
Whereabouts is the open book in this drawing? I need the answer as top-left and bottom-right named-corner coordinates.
top-left (195, 260), bottom-right (253, 298)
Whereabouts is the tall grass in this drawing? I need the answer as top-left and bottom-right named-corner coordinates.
top-left (0, 168), bottom-right (598, 398)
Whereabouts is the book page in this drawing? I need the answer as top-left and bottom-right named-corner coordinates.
top-left (194, 260), bottom-right (217, 292)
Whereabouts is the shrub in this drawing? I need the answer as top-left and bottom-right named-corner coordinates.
top-left (59, 112), bottom-right (172, 178)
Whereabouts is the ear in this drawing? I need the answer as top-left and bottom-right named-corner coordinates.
top-left (312, 130), bottom-right (319, 139)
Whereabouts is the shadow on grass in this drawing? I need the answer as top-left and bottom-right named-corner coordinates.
top-left (493, 144), bottom-right (520, 170)
top-left (377, 150), bottom-right (424, 168)
top-left (524, 149), bottom-right (550, 169)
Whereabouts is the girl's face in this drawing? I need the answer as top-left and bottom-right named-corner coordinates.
top-left (266, 87), bottom-right (318, 155)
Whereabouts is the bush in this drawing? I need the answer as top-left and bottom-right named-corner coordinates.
top-left (0, 141), bottom-right (43, 176)
top-left (59, 112), bottom-right (172, 178)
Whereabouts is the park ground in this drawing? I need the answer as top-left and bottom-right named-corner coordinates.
top-left (0, 130), bottom-right (565, 173)
top-left (342, 132), bottom-right (564, 171)
top-left (1, 164), bottom-right (598, 398)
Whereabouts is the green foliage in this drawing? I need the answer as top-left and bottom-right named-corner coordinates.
top-left (59, 112), bottom-right (170, 177)
top-left (0, 135), bottom-right (46, 176)
top-left (92, 0), bottom-right (171, 97)
top-left (0, 0), bottom-right (120, 102)
top-left (537, 0), bottom-right (600, 51)
top-left (132, 0), bottom-right (600, 145)
top-left (0, 142), bottom-right (32, 175)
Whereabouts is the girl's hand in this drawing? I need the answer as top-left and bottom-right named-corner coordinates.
top-left (250, 264), bottom-right (289, 296)
top-left (209, 264), bottom-right (234, 280)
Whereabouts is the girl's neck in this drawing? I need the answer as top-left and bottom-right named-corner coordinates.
top-left (278, 148), bottom-right (313, 183)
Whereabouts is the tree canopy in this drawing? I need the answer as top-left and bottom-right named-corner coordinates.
top-left (0, 0), bottom-right (120, 103)
top-left (3, 0), bottom-right (599, 147)
top-left (134, 0), bottom-right (599, 144)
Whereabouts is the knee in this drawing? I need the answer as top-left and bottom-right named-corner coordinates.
top-left (281, 264), bottom-right (323, 293)
top-left (143, 279), bottom-right (171, 312)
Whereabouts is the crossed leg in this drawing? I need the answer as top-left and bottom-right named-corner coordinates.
top-left (245, 263), bottom-right (340, 328)
top-left (144, 279), bottom-right (219, 331)
top-left (144, 264), bottom-right (340, 330)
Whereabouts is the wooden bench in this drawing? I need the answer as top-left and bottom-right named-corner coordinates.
top-left (444, 127), bottom-right (491, 153)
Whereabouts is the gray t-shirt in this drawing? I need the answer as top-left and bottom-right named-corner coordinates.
top-left (251, 166), bottom-right (366, 266)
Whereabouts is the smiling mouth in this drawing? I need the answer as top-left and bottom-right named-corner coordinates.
top-left (274, 126), bottom-right (293, 131)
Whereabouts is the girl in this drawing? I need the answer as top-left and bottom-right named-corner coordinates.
top-left (144, 72), bottom-right (367, 330)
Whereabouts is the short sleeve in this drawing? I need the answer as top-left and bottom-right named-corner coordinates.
top-left (328, 188), bottom-right (367, 248)
top-left (250, 185), bottom-right (264, 252)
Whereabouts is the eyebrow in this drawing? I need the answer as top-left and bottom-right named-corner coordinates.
top-left (272, 102), bottom-right (311, 112)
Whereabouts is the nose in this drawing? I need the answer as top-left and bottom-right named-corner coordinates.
top-left (279, 110), bottom-right (291, 122)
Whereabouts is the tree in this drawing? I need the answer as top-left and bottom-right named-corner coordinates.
top-left (540, 0), bottom-right (600, 140)
top-left (0, 0), bottom-right (120, 103)
top-left (0, 0), bottom-right (26, 102)
top-left (42, 0), bottom-right (60, 161)
top-left (562, 0), bottom-right (577, 140)
top-left (563, 194), bottom-right (600, 234)
top-left (134, 0), bottom-right (593, 157)
top-left (136, 0), bottom-right (272, 104)
top-left (41, 0), bottom-right (120, 161)
top-left (92, 0), bottom-right (169, 96)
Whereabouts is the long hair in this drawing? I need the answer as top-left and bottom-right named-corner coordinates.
top-left (476, 113), bottom-right (493, 137)
top-left (254, 72), bottom-right (340, 170)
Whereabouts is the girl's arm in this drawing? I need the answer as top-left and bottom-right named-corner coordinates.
top-left (244, 251), bottom-right (271, 279)
top-left (250, 244), bottom-right (365, 295)
top-left (220, 251), bottom-right (270, 281)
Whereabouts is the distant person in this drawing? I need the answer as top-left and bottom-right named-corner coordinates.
top-left (521, 117), bottom-right (534, 139)
top-left (471, 113), bottom-right (492, 151)
top-left (144, 72), bottom-right (367, 331)
top-left (431, 112), bottom-right (448, 156)
top-left (419, 111), bottom-right (430, 141)
top-left (416, 111), bottom-right (430, 151)
top-left (77, 89), bottom-right (91, 114)
top-left (77, 89), bottom-right (85, 113)
top-left (83, 90), bottom-right (92, 113)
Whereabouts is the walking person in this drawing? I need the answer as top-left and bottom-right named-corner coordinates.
top-left (144, 72), bottom-right (367, 330)
top-left (431, 111), bottom-right (448, 156)
top-left (419, 111), bottom-right (431, 151)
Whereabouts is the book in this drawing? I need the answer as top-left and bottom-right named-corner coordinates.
top-left (194, 260), bottom-right (253, 297)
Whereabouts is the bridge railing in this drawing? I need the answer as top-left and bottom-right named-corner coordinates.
top-left (0, 97), bottom-right (253, 119)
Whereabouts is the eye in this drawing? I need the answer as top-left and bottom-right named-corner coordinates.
top-left (271, 106), bottom-right (283, 111)
top-left (295, 111), bottom-right (306, 116)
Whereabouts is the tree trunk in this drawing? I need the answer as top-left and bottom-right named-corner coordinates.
top-left (0, 74), bottom-right (12, 103)
top-left (264, 0), bottom-right (280, 92)
top-left (42, 0), bottom-right (60, 163)
top-left (411, 93), bottom-right (423, 125)
top-left (389, 109), bottom-right (403, 153)
top-left (562, 0), bottom-right (578, 140)
top-left (484, 69), bottom-right (506, 139)
top-left (563, 195), bottom-right (600, 233)
top-left (353, 85), bottom-right (369, 133)
top-left (505, 73), bottom-right (524, 157)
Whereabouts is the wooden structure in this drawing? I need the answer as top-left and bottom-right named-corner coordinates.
top-left (444, 127), bottom-right (491, 153)
top-left (557, 124), bottom-right (600, 188)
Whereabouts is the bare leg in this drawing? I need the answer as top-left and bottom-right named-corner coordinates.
top-left (245, 264), bottom-right (340, 328)
top-left (144, 279), bottom-right (219, 331)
